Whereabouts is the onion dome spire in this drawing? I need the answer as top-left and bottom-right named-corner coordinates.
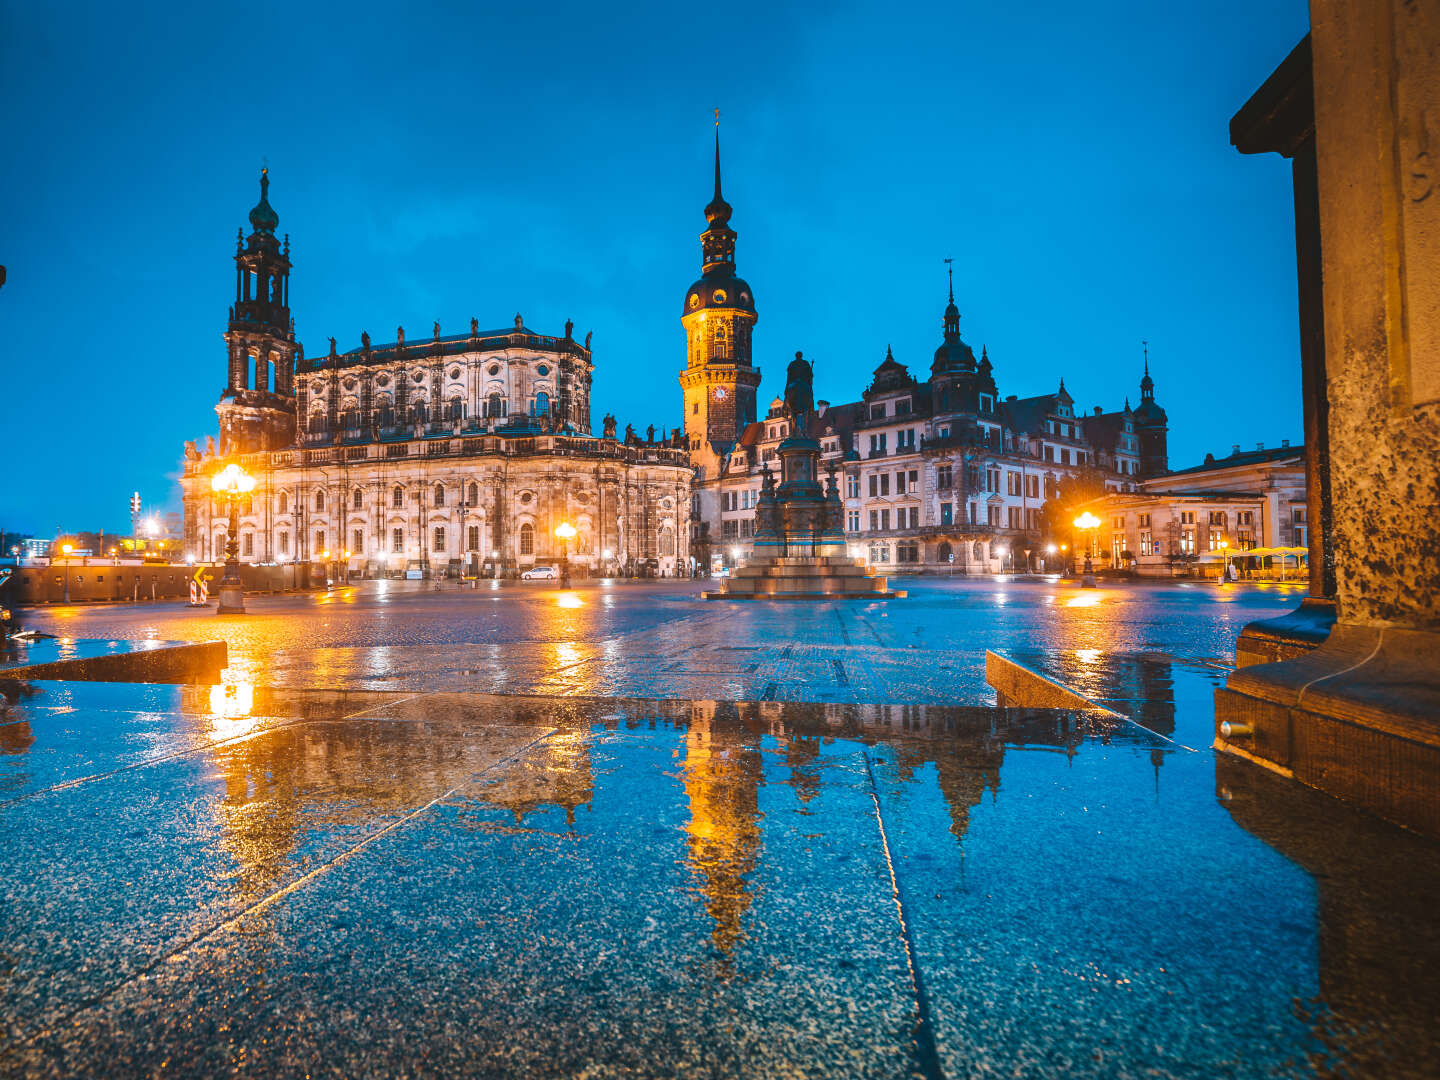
top-left (248, 167), bottom-right (280, 235)
top-left (1140, 339), bottom-right (1155, 400)
top-left (705, 112), bottom-right (732, 227)
top-left (700, 110), bottom-right (737, 273)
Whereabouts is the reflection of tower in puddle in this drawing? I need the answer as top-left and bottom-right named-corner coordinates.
top-left (681, 700), bottom-right (764, 965)
top-left (895, 733), bottom-right (1004, 849)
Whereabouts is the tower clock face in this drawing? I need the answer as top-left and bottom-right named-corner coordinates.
top-left (713, 387), bottom-right (727, 401)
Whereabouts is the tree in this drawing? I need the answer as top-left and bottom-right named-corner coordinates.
top-left (1037, 465), bottom-right (1110, 546)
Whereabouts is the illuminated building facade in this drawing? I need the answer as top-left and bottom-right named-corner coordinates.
top-left (688, 263), bottom-right (1168, 574)
top-left (182, 172), bottom-right (691, 578)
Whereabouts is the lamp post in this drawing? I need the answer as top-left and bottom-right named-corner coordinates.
top-left (60, 542), bottom-right (73, 603)
top-left (210, 462), bottom-right (255, 613)
top-left (1217, 539), bottom-right (1230, 584)
top-left (1073, 511), bottom-right (1101, 588)
top-left (554, 521), bottom-right (576, 589)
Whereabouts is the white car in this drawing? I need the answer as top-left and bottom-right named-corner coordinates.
top-left (520, 565), bottom-right (559, 581)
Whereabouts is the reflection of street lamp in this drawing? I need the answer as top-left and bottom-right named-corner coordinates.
top-left (554, 521), bottom-right (576, 588)
top-left (210, 462), bottom-right (256, 613)
top-left (1073, 511), bottom-right (1101, 587)
top-left (61, 542), bottom-right (73, 603)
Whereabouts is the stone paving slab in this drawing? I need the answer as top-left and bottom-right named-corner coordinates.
top-left (0, 698), bottom-right (550, 1050)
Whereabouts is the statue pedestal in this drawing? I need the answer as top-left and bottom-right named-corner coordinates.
top-left (706, 437), bottom-right (901, 601)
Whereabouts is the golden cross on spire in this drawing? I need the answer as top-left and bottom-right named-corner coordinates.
top-left (714, 108), bottom-right (720, 127)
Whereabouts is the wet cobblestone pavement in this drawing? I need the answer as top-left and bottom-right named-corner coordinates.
top-left (24, 577), bottom-right (1307, 703)
top-left (6, 580), bottom-right (1438, 1077)
top-left (1, 675), bottom-right (1437, 1077)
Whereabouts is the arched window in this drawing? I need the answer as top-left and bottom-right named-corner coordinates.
top-left (487, 392), bottom-right (503, 419)
top-left (310, 411), bottom-right (327, 437)
top-left (433, 484), bottom-right (446, 507)
top-left (938, 542), bottom-right (953, 563)
top-left (972, 541), bottom-right (984, 561)
top-left (534, 391), bottom-right (550, 417)
top-left (467, 482), bottom-right (479, 506)
top-left (315, 530), bottom-right (326, 554)
top-left (519, 522), bottom-right (534, 555)
top-left (411, 399), bottom-right (427, 426)
top-left (352, 488), bottom-right (363, 510)
top-left (342, 408), bottom-right (359, 432)
top-left (392, 486), bottom-right (404, 509)
top-left (277, 490), bottom-right (289, 513)
top-left (377, 397), bottom-right (394, 429)
top-left (447, 397), bottom-right (463, 421)
top-left (315, 489), bottom-right (326, 511)
top-left (659, 527), bottom-right (675, 556)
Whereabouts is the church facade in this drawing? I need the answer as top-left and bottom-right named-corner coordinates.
top-left (181, 171), bottom-right (691, 578)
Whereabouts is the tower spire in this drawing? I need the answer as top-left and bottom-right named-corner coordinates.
top-left (701, 112), bottom-right (736, 271)
top-left (1140, 339), bottom-right (1155, 401)
top-left (713, 108), bottom-right (722, 202)
top-left (942, 257), bottom-right (960, 341)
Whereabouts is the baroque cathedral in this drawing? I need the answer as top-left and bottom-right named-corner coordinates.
top-left (181, 170), bottom-right (691, 578)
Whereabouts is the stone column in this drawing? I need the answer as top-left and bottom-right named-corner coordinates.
top-left (1217, 6), bottom-right (1440, 839)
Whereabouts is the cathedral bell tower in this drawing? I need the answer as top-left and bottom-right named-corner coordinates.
top-left (679, 120), bottom-right (761, 467)
top-left (217, 168), bottom-right (298, 454)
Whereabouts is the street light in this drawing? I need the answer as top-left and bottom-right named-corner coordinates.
top-left (1073, 511), bottom-right (1101, 588)
top-left (210, 462), bottom-right (256, 613)
top-left (61, 542), bottom-right (73, 603)
top-left (554, 521), bottom-right (577, 588)
top-left (1217, 539), bottom-right (1230, 584)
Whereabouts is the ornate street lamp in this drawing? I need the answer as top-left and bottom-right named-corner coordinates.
top-left (210, 463), bottom-right (256, 613)
top-left (554, 521), bottom-right (576, 589)
top-left (1073, 511), bottom-right (1101, 588)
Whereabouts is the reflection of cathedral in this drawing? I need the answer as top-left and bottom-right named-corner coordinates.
top-left (180, 171), bottom-right (691, 578)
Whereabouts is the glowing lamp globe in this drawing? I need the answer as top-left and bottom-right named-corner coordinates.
top-left (211, 463), bottom-right (256, 496)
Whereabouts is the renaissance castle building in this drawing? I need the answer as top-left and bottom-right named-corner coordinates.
top-left (680, 139), bottom-right (1168, 574)
top-left (181, 171), bottom-right (691, 578)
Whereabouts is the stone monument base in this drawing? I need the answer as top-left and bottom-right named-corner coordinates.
top-left (1214, 624), bottom-right (1440, 839)
top-left (703, 555), bottom-right (903, 600)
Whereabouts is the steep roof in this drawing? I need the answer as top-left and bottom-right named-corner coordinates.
top-left (999, 393), bottom-right (1058, 435)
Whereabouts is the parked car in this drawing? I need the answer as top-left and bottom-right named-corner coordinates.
top-left (520, 565), bottom-right (559, 581)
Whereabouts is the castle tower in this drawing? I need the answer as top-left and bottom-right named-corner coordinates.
top-left (1133, 341), bottom-right (1169, 477)
top-left (679, 120), bottom-right (761, 466)
top-left (929, 262), bottom-right (997, 416)
top-left (217, 168), bottom-right (297, 454)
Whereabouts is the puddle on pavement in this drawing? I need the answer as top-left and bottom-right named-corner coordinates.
top-left (0, 673), bottom-right (1437, 1078)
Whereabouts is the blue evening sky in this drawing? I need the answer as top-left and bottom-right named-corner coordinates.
top-left (1, 1), bottom-right (1309, 535)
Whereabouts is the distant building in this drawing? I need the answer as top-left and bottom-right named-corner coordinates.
top-left (181, 171), bottom-right (691, 578)
top-left (1076, 442), bottom-right (1307, 575)
top-left (680, 133), bottom-right (1167, 573)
